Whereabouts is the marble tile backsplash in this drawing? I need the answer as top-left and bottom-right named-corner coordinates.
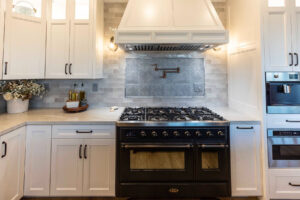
top-left (0, 2), bottom-right (228, 112)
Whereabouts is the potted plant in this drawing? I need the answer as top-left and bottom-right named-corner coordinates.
top-left (0, 80), bottom-right (46, 114)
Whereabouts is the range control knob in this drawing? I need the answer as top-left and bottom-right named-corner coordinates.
top-left (184, 131), bottom-right (191, 137)
top-left (206, 131), bottom-right (214, 137)
top-left (162, 131), bottom-right (169, 137)
top-left (140, 131), bottom-right (147, 137)
top-left (173, 131), bottom-right (180, 137)
top-left (195, 131), bottom-right (202, 137)
top-left (151, 131), bottom-right (158, 137)
top-left (217, 131), bottom-right (225, 136)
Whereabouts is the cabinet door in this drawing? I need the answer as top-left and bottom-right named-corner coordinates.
top-left (83, 139), bottom-right (115, 196)
top-left (3, 0), bottom-right (46, 79)
top-left (0, 127), bottom-right (26, 200)
top-left (230, 124), bottom-right (262, 196)
top-left (264, 0), bottom-right (293, 71)
top-left (51, 139), bottom-right (84, 196)
top-left (291, 0), bottom-right (300, 71)
top-left (46, 0), bottom-right (71, 79)
top-left (24, 125), bottom-right (51, 196)
top-left (69, 0), bottom-right (93, 78)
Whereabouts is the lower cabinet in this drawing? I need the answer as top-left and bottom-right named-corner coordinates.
top-left (51, 138), bottom-right (115, 197)
top-left (269, 169), bottom-right (300, 199)
top-left (230, 123), bottom-right (262, 197)
top-left (24, 125), bottom-right (52, 196)
top-left (0, 127), bottom-right (26, 200)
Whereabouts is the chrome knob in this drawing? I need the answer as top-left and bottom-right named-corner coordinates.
top-left (173, 131), bottom-right (180, 137)
top-left (162, 131), bottom-right (169, 137)
top-left (151, 131), bottom-right (158, 137)
top-left (184, 131), bottom-right (191, 137)
top-left (217, 131), bottom-right (224, 136)
top-left (206, 131), bottom-right (213, 137)
top-left (140, 131), bottom-right (147, 137)
top-left (195, 131), bottom-right (202, 137)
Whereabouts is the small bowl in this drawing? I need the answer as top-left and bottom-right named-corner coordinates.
top-left (66, 101), bottom-right (79, 108)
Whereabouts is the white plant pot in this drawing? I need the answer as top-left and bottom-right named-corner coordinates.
top-left (7, 99), bottom-right (29, 114)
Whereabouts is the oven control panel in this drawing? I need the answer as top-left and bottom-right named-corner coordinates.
top-left (120, 127), bottom-right (228, 142)
top-left (268, 129), bottom-right (300, 136)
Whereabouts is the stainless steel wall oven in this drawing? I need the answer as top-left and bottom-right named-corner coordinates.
top-left (268, 129), bottom-right (300, 168)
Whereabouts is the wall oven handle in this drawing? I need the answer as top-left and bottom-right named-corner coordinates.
top-left (286, 120), bottom-right (300, 123)
top-left (199, 144), bottom-right (228, 149)
top-left (289, 182), bottom-right (300, 187)
top-left (236, 126), bottom-right (254, 130)
top-left (121, 144), bottom-right (194, 149)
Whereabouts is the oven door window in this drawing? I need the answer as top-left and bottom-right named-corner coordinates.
top-left (273, 145), bottom-right (300, 160)
top-left (201, 152), bottom-right (219, 169)
top-left (119, 144), bottom-right (194, 182)
top-left (130, 150), bottom-right (185, 170)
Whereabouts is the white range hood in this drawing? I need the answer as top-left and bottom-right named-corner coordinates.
top-left (115, 0), bottom-right (228, 51)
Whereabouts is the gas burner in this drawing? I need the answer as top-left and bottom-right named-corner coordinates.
top-left (119, 107), bottom-right (225, 122)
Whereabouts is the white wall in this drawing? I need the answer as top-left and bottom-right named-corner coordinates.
top-left (227, 0), bottom-right (263, 118)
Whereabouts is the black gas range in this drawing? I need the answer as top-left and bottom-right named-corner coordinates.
top-left (116, 107), bottom-right (231, 199)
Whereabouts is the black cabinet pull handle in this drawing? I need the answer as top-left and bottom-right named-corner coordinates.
top-left (286, 120), bottom-right (300, 123)
top-left (4, 62), bottom-right (8, 75)
top-left (290, 53), bottom-right (294, 66)
top-left (289, 182), bottom-right (300, 187)
top-left (69, 63), bottom-right (72, 75)
top-left (295, 53), bottom-right (299, 66)
top-left (79, 144), bottom-right (82, 159)
top-left (1, 141), bottom-right (7, 158)
top-left (84, 145), bottom-right (87, 159)
top-left (76, 130), bottom-right (93, 134)
top-left (65, 63), bottom-right (68, 74)
top-left (236, 126), bottom-right (254, 130)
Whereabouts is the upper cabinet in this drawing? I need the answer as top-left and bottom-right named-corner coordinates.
top-left (0, 0), bottom-right (4, 77)
top-left (264, 0), bottom-right (300, 71)
top-left (2, 0), bottom-right (46, 79)
top-left (46, 0), bottom-right (104, 79)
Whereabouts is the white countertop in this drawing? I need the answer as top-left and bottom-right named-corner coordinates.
top-left (0, 107), bottom-right (260, 136)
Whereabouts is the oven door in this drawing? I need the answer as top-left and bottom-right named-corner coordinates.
top-left (268, 136), bottom-right (300, 168)
top-left (196, 144), bottom-right (230, 182)
top-left (119, 143), bottom-right (194, 182)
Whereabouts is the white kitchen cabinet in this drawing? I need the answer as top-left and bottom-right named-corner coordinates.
top-left (230, 124), bottom-right (262, 197)
top-left (83, 139), bottom-right (115, 196)
top-left (264, 0), bottom-right (300, 71)
top-left (51, 138), bottom-right (115, 197)
top-left (24, 125), bottom-right (52, 196)
top-left (46, 0), bottom-right (104, 79)
top-left (269, 169), bottom-right (300, 199)
top-left (50, 139), bottom-right (84, 196)
top-left (0, 127), bottom-right (26, 200)
top-left (3, 0), bottom-right (46, 79)
top-left (264, 0), bottom-right (293, 71)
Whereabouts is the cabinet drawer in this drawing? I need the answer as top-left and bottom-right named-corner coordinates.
top-left (52, 125), bottom-right (115, 139)
top-left (267, 115), bottom-right (300, 128)
top-left (269, 169), bottom-right (300, 199)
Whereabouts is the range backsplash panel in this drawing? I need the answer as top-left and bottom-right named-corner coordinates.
top-left (125, 58), bottom-right (205, 97)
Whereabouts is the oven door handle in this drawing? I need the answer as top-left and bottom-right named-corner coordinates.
top-left (198, 144), bottom-right (229, 149)
top-left (121, 144), bottom-right (194, 149)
